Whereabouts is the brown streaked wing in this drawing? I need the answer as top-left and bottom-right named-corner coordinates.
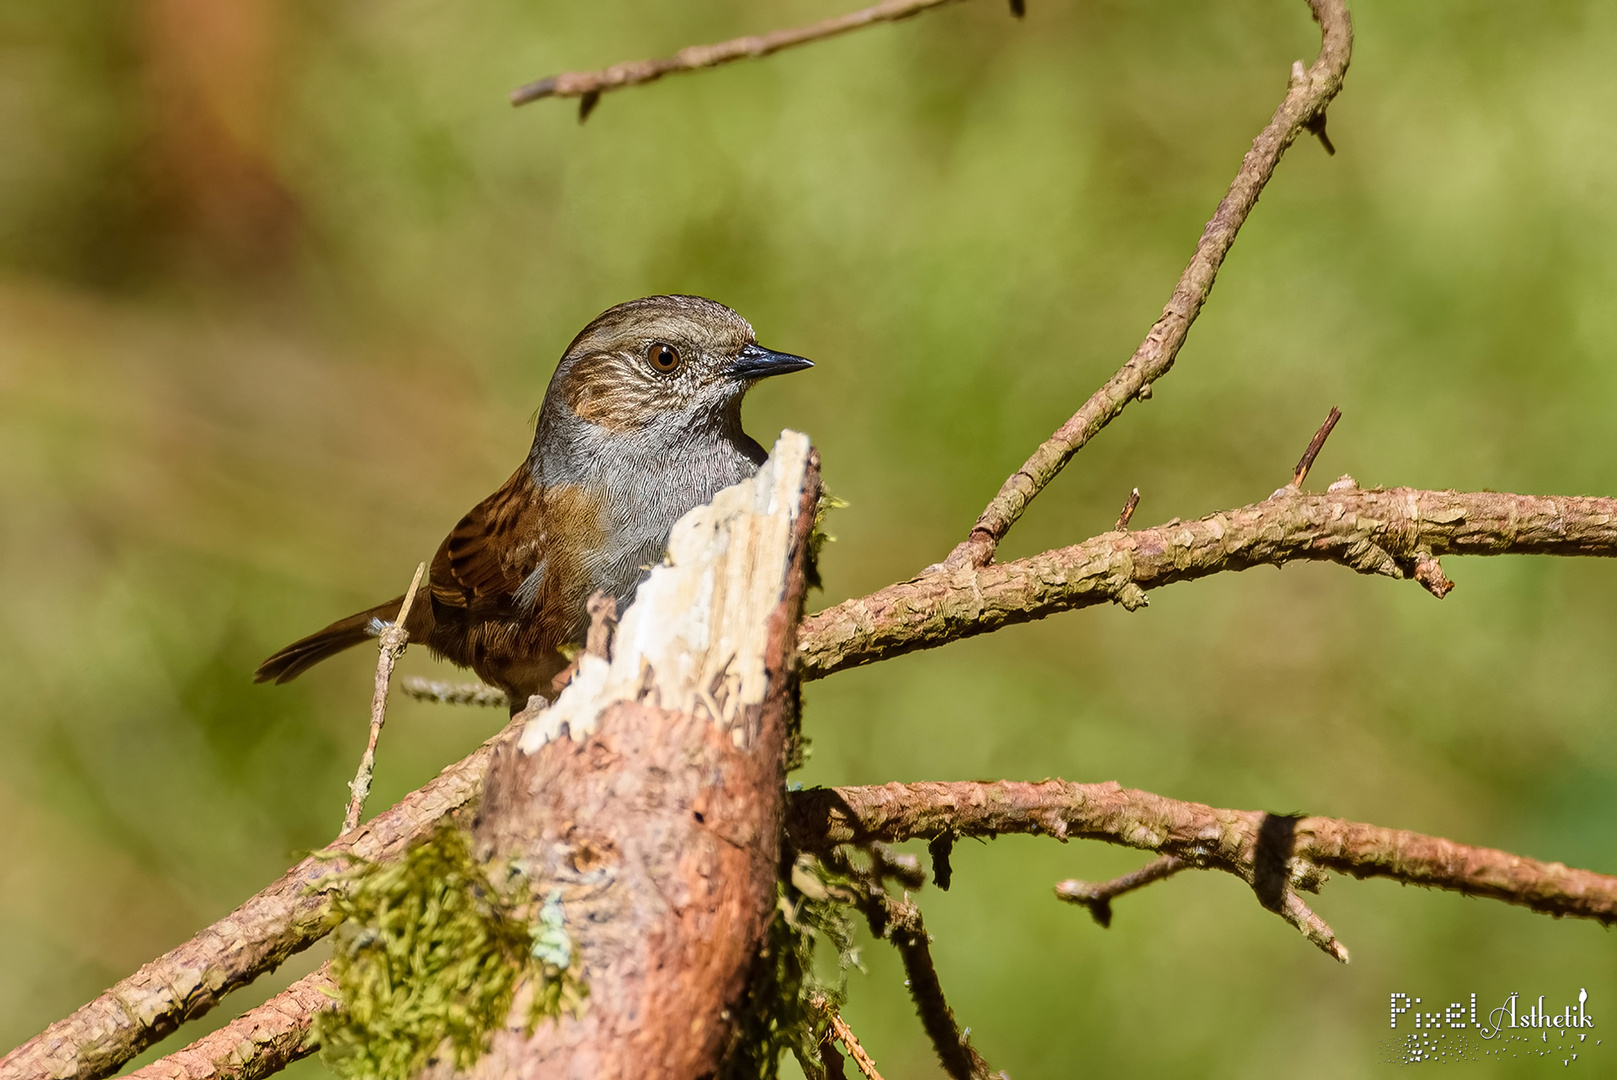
top-left (430, 467), bottom-right (546, 611)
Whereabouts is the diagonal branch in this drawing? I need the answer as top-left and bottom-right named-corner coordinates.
top-left (799, 486), bottom-right (1617, 679)
top-left (123, 966), bottom-right (335, 1080)
top-left (947, 0), bottom-right (1353, 568)
top-left (824, 1011), bottom-right (885, 1080)
top-left (823, 849), bottom-right (999, 1080)
top-left (868, 894), bottom-right (999, 1080)
top-left (0, 717), bottom-right (523, 1080)
top-left (786, 780), bottom-right (1617, 925)
top-left (342, 561), bottom-right (426, 835)
top-left (512, 0), bottom-right (967, 110)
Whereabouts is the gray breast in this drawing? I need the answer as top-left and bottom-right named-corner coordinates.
top-left (589, 439), bottom-right (762, 608)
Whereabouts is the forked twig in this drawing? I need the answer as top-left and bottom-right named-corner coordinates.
top-left (1057, 853), bottom-right (1348, 961)
top-left (342, 561), bottom-right (426, 835)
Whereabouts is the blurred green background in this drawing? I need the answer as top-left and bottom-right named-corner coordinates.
top-left (4, 0), bottom-right (1616, 1075)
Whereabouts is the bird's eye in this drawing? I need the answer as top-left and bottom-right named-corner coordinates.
top-left (647, 342), bottom-right (681, 374)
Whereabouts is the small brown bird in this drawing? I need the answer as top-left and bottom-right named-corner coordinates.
top-left (255, 295), bottom-right (811, 707)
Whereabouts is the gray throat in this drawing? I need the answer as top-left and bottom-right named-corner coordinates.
top-left (530, 400), bottom-right (767, 620)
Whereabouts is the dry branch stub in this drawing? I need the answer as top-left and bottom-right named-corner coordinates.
top-left (452, 431), bottom-right (820, 1079)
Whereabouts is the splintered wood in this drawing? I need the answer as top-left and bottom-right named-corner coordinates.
top-left (520, 430), bottom-right (813, 752)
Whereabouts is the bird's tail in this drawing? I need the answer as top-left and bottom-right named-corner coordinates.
top-left (255, 595), bottom-right (405, 684)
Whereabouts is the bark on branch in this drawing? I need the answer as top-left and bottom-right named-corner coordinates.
top-left (787, 780), bottom-right (1617, 924)
top-left (800, 486), bottom-right (1617, 679)
top-left (123, 967), bottom-right (335, 1080)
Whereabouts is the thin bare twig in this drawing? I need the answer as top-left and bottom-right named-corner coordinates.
top-left (1288, 405), bottom-right (1342, 490)
top-left (815, 848), bottom-right (997, 1080)
top-left (1114, 488), bottom-right (1141, 531)
top-left (799, 487), bottom-right (1617, 679)
top-left (399, 675), bottom-right (508, 707)
top-left (512, 0), bottom-right (966, 109)
top-left (826, 1011), bottom-right (885, 1080)
top-left (342, 561), bottom-right (425, 835)
top-left (123, 966), bottom-right (335, 1080)
top-left (1056, 854), bottom-right (1186, 927)
top-left (947, 0), bottom-right (1353, 568)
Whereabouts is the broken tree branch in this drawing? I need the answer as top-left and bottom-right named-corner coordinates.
top-left (800, 487), bottom-right (1617, 679)
top-left (511, 0), bottom-right (967, 109)
top-left (462, 433), bottom-right (820, 1078)
top-left (947, 0), bottom-right (1352, 568)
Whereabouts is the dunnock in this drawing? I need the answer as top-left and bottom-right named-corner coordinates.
top-left (255, 295), bottom-right (812, 707)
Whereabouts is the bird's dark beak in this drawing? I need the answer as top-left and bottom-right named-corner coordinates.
top-left (730, 342), bottom-right (813, 381)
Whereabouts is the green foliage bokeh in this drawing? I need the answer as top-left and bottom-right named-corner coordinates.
top-left (3, 1), bottom-right (1616, 1076)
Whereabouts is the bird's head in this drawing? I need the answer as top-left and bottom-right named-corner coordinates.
top-left (544, 295), bottom-right (811, 440)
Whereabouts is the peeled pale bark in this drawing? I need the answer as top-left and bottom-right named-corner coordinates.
top-left (464, 431), bottom-right (819, 1080)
